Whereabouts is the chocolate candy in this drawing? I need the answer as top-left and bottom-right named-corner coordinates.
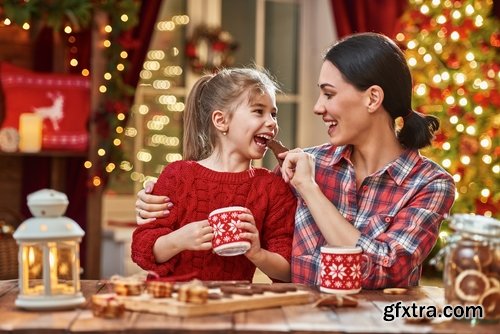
top-left (267, 139), bottom-right (288, 166)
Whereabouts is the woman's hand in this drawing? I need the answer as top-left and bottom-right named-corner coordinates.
top-left (135, 180), bottom-right (173, 224)
top-left (278, 149), bottom-right (317, 192)
top-left (237, 210), bottom-right (262, 261)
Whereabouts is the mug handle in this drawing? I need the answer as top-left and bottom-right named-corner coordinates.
top-left (361, 254), bottom-right (372, 280)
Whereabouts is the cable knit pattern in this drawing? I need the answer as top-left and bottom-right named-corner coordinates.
top-left (131, 161), bottom-right (296, 281)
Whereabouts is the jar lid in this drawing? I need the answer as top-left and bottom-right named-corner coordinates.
top-left (449, 214), bottom-right (500, 238)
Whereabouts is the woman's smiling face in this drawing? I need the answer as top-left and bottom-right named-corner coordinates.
top-left (313, 61), bottom-right (372, 147)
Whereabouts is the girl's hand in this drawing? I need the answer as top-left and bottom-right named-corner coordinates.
top-left (176, 219), bottom-right (213, 251)
top-left (153, 219), bottom-right (213, 262)
top-left (279, 149), bottom-right (317, 192)
top-left (135, 180), bottom-right (173, 224)
top-left (237, 209), bottom-right (262, 261)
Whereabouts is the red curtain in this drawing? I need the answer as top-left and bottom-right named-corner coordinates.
top-left (330, 0), bottom-right (408, 38)
top-left (330, 0), bottom-right (499, 38)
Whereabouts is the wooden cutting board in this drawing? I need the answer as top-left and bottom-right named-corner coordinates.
top-left (118, 287), bottom-right (315, 317)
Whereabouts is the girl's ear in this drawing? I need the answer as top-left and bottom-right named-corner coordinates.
top-left (366, 85), bottom-right (384, 113)
top-left (212, 110), bottom-right (228, 132)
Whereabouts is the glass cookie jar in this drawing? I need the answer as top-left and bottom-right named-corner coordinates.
top-left (443, 214), bottom-right (500, 322)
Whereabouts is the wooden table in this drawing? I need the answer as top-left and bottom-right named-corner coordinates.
top-left (0, 279), bottom-right (497, 333)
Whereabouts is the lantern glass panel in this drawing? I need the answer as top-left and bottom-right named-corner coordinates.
top-left (21, 243), bottom-right (43, 293)
top-left (20, 241), bottom-right (79, 296)
top-left (55, 241), bottom-right (80, 293)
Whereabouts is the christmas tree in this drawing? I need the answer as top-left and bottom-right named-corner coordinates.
top-left (395, 0), bottom-right (499, 218)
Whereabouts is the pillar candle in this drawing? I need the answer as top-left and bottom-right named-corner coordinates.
top-left (19, 113), bottom-right (43, 152)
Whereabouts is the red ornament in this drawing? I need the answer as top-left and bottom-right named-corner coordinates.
top-left (493, 146), bottom-right (500, 158)
top-left (462, 19), bottom-right (475, 32)
top-left (490, 90), bottom-right (500, 107)
top-left (475, 198), bottom-right (499, 216)
top-left (119, 31), bottom-right (141, 51)
top-left (212, 41), bottom-right (227, 52)
top-left (463, 113), bottom-right (476, 125)
top-left (459, 136), bottom-right (479, 156)
top-left (434, 132), bottom-right (447, 144)
top-left (480, 41), bottom-right (490, 53)
top-left (185, 43), bottom-right (197, 58)
top-left (472, 93), bottom-right (486, 105)
top-left (429, 87), bottom-right (442, 101)
top-left (446, 53), bottom-right (460, 69)
top-left (490, 32), bottom-right (500, 47)
top-left (448, 105), bottom-right (461, 116)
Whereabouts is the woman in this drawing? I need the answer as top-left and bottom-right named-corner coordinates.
top-left (135, 33), bottom-right (455, 289)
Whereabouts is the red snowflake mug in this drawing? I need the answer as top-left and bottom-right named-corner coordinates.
top-left (208, 206), bottom-right (251, 256)
top-left (319, 246), bottom-right (369, 294)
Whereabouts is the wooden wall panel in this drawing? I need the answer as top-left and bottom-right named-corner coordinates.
top-left (0, 26), bottom-right (32, 69)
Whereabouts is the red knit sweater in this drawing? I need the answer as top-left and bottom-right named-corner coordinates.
top-left (131, 161), bottom-right (296, 281)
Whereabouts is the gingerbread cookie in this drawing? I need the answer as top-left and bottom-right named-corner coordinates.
top-left (383, 288), bottom-right (408, 295)
top-left (146, 281), bottom-right (173, 298)
top-left (178, 282), bottom-right (209, 304)
top-left (91, 294), bottom-right (125, 318)
top-left (110, 275), bottom-right (145, 296)
top-left (314, 294), bottom-right (358, 308)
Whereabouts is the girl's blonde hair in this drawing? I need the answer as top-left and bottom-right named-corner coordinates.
top-left (183, 68), bottom-right (279, 161)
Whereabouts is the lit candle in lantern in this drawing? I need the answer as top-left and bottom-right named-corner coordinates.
top-left (13, 189), bottom-right (85, 310)
top-left (19, 113), bottom-right (42, 152)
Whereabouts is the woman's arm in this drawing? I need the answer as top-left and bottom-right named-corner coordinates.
top-left (136, 180), bottom-right (171, 224)
top-left (281, 149), bottom-right (455, 288)
top-left (355, 178), bottom-right (455, 288)
top-left (281, 150), bottom-right (361, 246)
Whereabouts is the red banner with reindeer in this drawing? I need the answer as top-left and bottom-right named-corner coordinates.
top-left (0, 62), bottom-right (90, 151)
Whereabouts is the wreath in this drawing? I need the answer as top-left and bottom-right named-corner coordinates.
top-left (186, 25), bottom-right (239, 74)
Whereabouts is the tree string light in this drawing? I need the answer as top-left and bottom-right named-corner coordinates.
top-left (396, 0), bottom-right (499, 217)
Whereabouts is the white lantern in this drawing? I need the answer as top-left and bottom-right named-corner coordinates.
top-left (13, 189), bottom-right (85, 310)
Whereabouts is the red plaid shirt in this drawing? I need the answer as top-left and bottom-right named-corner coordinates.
top-left (291, 144), bottom-right (455, 289)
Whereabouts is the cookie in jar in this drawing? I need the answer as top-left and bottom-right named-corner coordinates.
top-left (443, 214), bottom-right (500, 322)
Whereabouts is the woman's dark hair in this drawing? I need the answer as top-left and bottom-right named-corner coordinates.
top-left (324, 32), bottom-right (439, 149)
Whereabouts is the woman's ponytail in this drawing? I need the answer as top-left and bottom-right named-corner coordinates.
top-left (397, 110), bottom-right (440, 149)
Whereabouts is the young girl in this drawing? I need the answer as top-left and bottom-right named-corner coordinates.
top-left (131, 68), bottom-right (296, 282)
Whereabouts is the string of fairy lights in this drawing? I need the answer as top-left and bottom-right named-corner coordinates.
top-left (83, 18), bottom-right (130, 189)
top-left (117, 14), bottom-right (190, 189)
top-left (395, 0), bottom-right (499, 217)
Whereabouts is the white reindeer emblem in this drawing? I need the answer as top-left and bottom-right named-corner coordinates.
top-left (32, 92), bottom-right (64, 131)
